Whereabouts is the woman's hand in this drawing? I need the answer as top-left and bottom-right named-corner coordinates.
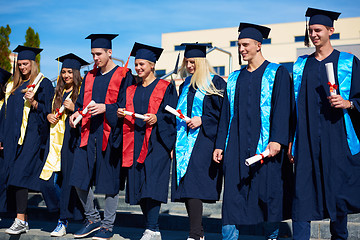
top-left (47, 113), bottom-right (59, 125)
top-left (144, 113), bottom-right (157, 125)
top-left (187, 116), bottom-right (202, 129)
top-left (24, 90), bottom-right (38, 109)
top-left (117, 108), bottom-right (126, 118)
top-left (63, 99), bottom-right (75, 112)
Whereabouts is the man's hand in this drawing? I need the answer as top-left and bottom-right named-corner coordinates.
top-left (265, 142), bottom-right (281, 158)
top-left (328, 95), bottom-right (351, 109)
top-left (117, 108), bottom-right (125, 118)
top-left (213, 149), bottom-right (224, 163)
top-left (287, 142), bottom-right (294, 164)
top-left (69, 111), bottom-right (80, 128)
top-left (88, 103), bottom-right (106, 116)
top-left (144, 113), bottom-right (157, 125)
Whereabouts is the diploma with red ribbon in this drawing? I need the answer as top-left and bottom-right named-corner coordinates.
top-left (165, 105), bottom-right (190, 121)
top-left (23, 72), bottom-right (44, 100)
top-left (73, 100), bottom-right (95, 126)
top-left (123, 110), bottom-right (149, 120)
top-left (325, 62), bottom-right (338, 96)
top-left (245, 149), bottom-right (270, 166)
top-left (55, 105), bottom-right (65, 118)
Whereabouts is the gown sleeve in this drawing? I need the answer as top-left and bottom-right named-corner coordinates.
top-left (215, 88), bottom-right (230, 150)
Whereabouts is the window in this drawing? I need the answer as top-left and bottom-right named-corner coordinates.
top-left (280, 62), bottom-right (294, 74)
top-left (174, 45), bottom-right (186, 51)
top-left (155, 69), bottom-right (166, 77)
top-left (213, 66), bottom-right (225, 76)
top-left (230, 41), bottom-right (237, 47)
top-left (294, 36), bottom-right (305, 42)
top-left (330, 33), bottom-right (340, 40)
top-left (262, 38), bottom-right (271, 44)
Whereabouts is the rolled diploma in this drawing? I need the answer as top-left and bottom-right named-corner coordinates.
top-left (123, 110), bottom-right (149, 120)
top-left (165, 105), bottom-right (190, 121)
top-left (23, 72), bottom-right (44, 100)
top-left (73, 100), bottom-right (95, 127)
top-left (325, 62), bottom-right (337, 96)
top-left (55, 105), bottom-right (65, 118)
top-left (245, 149), bottom-right (270, 166)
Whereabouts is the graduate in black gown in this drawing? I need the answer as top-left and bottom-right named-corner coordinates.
top-left (69, 34), bottom-right (135, 239)
top-left (213, 23), bottom-right (292, 240)
top-left (0, 46), bottom-right (54, 235)
top-left (171, 43), bottom-right (225, 240)
top-left (117, 42), bottom-right (177, 240)
top-left (40, 53), bottom-right (88, 237)
top-left (0, 67), bottom-right (12, 214)
top-left (288, 8), bottom-right (360, 240)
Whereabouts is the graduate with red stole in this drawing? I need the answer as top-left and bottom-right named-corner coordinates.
top-left (289, 8), bottom-right (360, 240)
top-left (69, 34), bottom-right (135, 240)
top-left (117, 42), bottom-right (177, 240)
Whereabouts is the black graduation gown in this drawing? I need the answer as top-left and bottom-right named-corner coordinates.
top-left (292, 50), bottom-right (360, 222)
top-left (0, 102), bottom-right (8, 212)
top-left (122, 79), bottom-right (177, 205)
top-left (69, 66), bottom-right (135, 195)
top-left (172, 75), bottom-right (225, 202)
top-left (0, 78), bottom-right (54, 192)
top-left (215, 61), bottom-right (293, 225)
top-left (40, 91), bottom-right (83, 219)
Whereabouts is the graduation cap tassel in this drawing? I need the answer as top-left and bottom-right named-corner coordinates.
top-left (238, 50), bottom-right (242, 66)
top-left (304, 18), bottom-right (310, 47)
top-left (122, 54), bottom-right (131, 76)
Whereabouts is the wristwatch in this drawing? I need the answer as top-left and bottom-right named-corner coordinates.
top-left (349, 100), bottom-right (355, 110)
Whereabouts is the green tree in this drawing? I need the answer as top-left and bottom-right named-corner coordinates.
top-left (24, 27), bottom-right (40, 70)
top-left (0, 24), bottom-right (12, 72)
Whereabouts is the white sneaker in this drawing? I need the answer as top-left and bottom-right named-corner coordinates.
top-left (140, 229), bottom-right (162, 240)
top-left (50, 219), bottom-right (68, 237)
top-left (187, 237), bottom-right (205, 240)
top-left (5, 218), bottom-right (29, 235)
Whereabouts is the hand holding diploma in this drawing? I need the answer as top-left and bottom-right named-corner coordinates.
top-left (325, 62), bottom-right (337, 96)
top-left (245, 149), bottom-right (270, 166)
top-left (23, 73), bottom-right (44, 100)
top-left (165, 105), bottom-right (190, 121)
top-left (71, 100), bottom-right (96, 127)
top-left (123, 110), bottom-right (149, 120)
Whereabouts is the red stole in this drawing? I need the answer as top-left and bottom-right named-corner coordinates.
top-left (80, 67), bottom-right (129, 151)
top-left (122, 79), bottom-right (170, 167)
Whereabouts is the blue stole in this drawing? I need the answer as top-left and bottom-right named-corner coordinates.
top-left (175, 74), bottom-right (213, 185)
top-left (225, 63), bottom-right (280, 154)
top-left (292, 52), bottom-right (359, 155)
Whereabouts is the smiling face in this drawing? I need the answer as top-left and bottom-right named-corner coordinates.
top-left (185, 58), bottom-right (196, 74)
top-left (308, 24), bottom-right (334, 47)
top-left (17, 59), bottom-right (32, 78)
top-left (135, 59), bottom-right (154, 79)
top-left (61, 67), bottom-right (74, 85)
top-left (91, 48), bottom-right (111, 68)
top-left (238, 38), bottom-right (261, 62)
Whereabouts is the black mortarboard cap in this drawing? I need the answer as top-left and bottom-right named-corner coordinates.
top-left (13, 45), bottom-right (43, 61)
top-left (56, 53), bottom-right (89, 70)
top-left (0, 67), bottom-right (12, 85)
top-left (306, 7), bottom-right (341, 27)
top-left (181, 43), bottom-right (212, 58)
top-left (238, 23), bottom-right (271, 43)
top-left (130, 42), bottom-right (163, 63)
top-left (85, 34), bottom-right (118, 49)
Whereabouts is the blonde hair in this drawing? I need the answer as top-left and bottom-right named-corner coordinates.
top-left (179, 57), bottom-right (223, 97)
top-left (10, 60), bottom-right (39, 94)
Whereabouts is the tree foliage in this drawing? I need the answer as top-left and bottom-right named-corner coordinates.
top-left (24, 27), bottom-right (40, 70)
top-left (0, 24), bottom-right (12, 72)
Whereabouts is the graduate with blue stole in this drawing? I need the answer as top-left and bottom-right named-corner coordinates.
top-left (117, 42), bottom-right (177, 240)
top-left (39, 53), bottom-right (88, 237)
top-left (68, 34), bottom-right (135, 240)
top-left (0, 46), bottom-right (54, 235)
top-left (288, 8), bottom-right (360, 240)
top-left (0, 67), bottom-right (12, 214)
top-left (171, 43), bottom-right (226, 240)
top-left (213, 23), bottom-right (292, 240)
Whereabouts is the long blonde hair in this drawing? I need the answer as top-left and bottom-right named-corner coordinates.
top-left (10, 60), bottom-right (39, 94)
top-left (179, 57), bottom-right (223, 97)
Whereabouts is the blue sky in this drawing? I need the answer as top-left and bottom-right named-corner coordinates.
top-left (1, 0), bottom-right (359, 80)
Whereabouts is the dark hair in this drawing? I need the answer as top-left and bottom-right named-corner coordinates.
top-left (52, 69), bottom-right (81, 114)
top-left (304, 20), bottom-right (310, 47)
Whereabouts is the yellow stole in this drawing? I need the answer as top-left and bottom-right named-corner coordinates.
top-left (5, 76), bottom-right (44, 145)
top-left (0, 99), bottom-right (3, 110)
top-left (40, 91), bottom-right (72, 180)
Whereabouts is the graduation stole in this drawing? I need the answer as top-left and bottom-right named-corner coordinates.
top-left (292, 52), bottom-right (359, 155)
top-left (40, 91), bottom-right (72, 180)
top-left (80, 67), bottom-right (128, 151)
top-left (224, 63), bottom-right (280, 154)
top-left (5, 75), bottom-right (45, 145)
top-left (0, 99), bottom-right (3, 110)
top-left (175, 75), bottom-right (213, 185)
top-left (122, 79), bottom-right (170, 167)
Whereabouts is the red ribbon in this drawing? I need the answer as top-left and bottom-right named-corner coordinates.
top-left (328, 82), bottom-right (338, 93)
top-left (27, 84), bottom-right (35, 89)
top-left (176, 109), bottom-right (185, 119)
top-left (132, 113), bottom-right (136, 118)
top-left (78, 108), bottom-right (87, 118)
top-left (255, 153), bottom-right (265, 164)
top-left (55, 108), bottom-right (63, 117)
